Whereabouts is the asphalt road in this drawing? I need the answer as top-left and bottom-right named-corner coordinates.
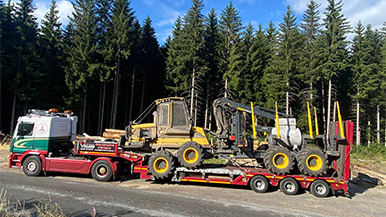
top-left (0, 171), bottom-right (305, 217)
top-left (1, 145), bottom-right (386, 217)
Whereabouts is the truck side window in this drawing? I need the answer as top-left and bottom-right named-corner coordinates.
top-left (172, 102), bottom-right (188, 126)
top-left (159, 104), bottom-right (169, 126)
top-left (17, 123), bottom-right (34, 136)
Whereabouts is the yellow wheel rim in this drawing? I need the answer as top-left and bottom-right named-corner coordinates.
top-left (153, 157), bottom-right (169, 173)
top-left (306, 154), bottom-right (323, 171)
top-left (272, 153), bottom-right (289, 169)
top-left (183, 148), bottom-right (198, 164)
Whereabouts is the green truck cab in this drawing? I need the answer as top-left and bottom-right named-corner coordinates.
top-left (10, 109), bottom-right (77, 155)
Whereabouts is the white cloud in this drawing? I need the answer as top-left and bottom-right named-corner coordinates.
top-left (285, 0), bottom-right (386, 40)
top-left (10, 0), bottom-right (73, 27)
top-left (57, 0), bottom-right (73, 26)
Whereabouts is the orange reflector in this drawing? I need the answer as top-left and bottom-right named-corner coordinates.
top-left (49, 108), bottom-right (58, 113)
top-left (64, 110), bottom-right (72, 114)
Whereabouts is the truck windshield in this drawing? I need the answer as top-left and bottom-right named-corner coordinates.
top-left (17, 123), bottom-right (34, 136)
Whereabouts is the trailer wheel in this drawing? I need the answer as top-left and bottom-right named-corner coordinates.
top-left (91, 160), bottom-right (113, 182)
top-left (23, 156), bottom-right (42, 176)
top-left (250, 175), bottom-right (269, 193)
top-left (264, 146), bottom-right (294, 174)
top-left (297, 148), bottom-right (327, 176)
top-left (280, 178), bottom-right (299, 195)
top-left (178, 142), bottom-right (203, 169)
top-left (310, 180), bottom-right (330, 197)
top-left (149, 150), bottom-right (175, 179)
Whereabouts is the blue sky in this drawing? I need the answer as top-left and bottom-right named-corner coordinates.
top-left (10, 0), bottom-right (386, 44)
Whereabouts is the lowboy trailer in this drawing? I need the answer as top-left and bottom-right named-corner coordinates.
top-left (9, 110), bottom-right (353, 197)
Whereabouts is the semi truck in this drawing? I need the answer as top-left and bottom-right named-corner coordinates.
top-left (8, 106), bottom-right (353, 197)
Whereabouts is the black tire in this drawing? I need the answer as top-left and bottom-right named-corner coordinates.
top-left (280, 178), bottom-right (299, 195)
top-left (149, 150), bottom-right (176, 179)
top-left (178, 142), bottom-right (204, 168)
top-left (23, 156), bottom-right (42, 176)
top-left (310, 180), bottom-right (330, 197)
top-left (264, 146), bottom-right (295, 174)
top-left (297, 148), bottom-right (327, 176)
top-left (250, 175), bottom-right (269, 193)
top-left (91, 160), bottom-right (113, 182)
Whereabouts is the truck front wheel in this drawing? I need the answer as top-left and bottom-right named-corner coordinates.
top-left (91, 160), bottom-right (113, 182)
top-left (23, 156), bottom-right (42, 176)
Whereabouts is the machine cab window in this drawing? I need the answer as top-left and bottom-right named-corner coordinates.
top-left (16, 122), bottom-right (34, 137)
top-left (158, 104), bottom-right (169, 126)
top-left (172, 102), bottom-right (188, 127)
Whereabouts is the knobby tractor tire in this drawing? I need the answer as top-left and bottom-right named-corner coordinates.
top-left (178, 141), bottom-right (204, 169)
top-left (23, 155), bottom-right (42, 176)
top-left (263, 146), bottom-right (295, 175)
top-left (297, 148), bottom-right (327, 177)
top-left (91, 160), bottom-right (113, 182)
top-left (149, 150), bottom-right (176, 179)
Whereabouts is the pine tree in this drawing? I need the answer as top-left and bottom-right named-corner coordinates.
top-left (0, 0), bottom-right (19, 133)
top-left (319, 0), bottom-right (350, 136)
top-left (182, 0), bottom-right (206, 125)
top-left (237, 23), bottom-right (254, 103)
top-left (65, 0), bottom-right (98, 133)
top-left (264, 6), bottom-right (302, 114)
top-left (165, 17), bottom-right (186, 94)
top-left (262, 21), bottom-right (282, 109)
top-left (219, 1), bottom-right (243, 98)
top-left (250, 25), bottom-right (269, 105)
top-left (39, 0), bottom-right (65, 109)
top-left (94, 0), bottom-right (112, 134)
top-left (11, 0), bottom-right (41, 132)
top-left (299, 0), bottom-right (321, 104)
top-left (203, 9), bottom-right (222, 129)
top-left (138, 16), bottom-right (162, 119)
top-left (108, 0), bottom-right (134, 128)
top-left (297, 0), bottom-right (321, 130)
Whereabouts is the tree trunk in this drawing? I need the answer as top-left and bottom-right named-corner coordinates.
top-left (224, 79), bottom-right (228, 98)
top-left (367, 119), bottom-right (371, 147)
top-left (310, 83), bottom-right (313, 102)
top-left (129, 65), bottom-right (136, 122)
top-left (111, 53), bottom-right (120, 129)
top-left (204, 84), bottom-right (209, 130)
top-left (326, 78), bottom-right (332, 140)
top-left (194, 91), bottom-right (198, 127)
top-left (82, 84), bottom-right (88, 133)
top-left (356, 90), bottom-right (360, 146)
top-left (98, 83), bottom-right (103, 135)
top-left (286, 82), bottom-right (289, 115)
top-left (11, 44), bottom-right (23, 133)
top-left (10, 95), bottom-right (16, 134)
top-left (99, 82), bottom-right (106, 136)
top-left (322, 80), bottom-right (326, 135)
top-left (377, 105), bottom-right (380, 144)
top-left (140, 69), bottom-right (146, 114)
top-left (190, 68), bottom-right (195, 121)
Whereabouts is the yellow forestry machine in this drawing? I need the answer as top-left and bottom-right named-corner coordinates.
top-left (121, 97), bottom-right (342, 180)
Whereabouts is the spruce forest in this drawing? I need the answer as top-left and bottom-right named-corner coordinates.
top-left (0, 0), bottom-right (385, 146)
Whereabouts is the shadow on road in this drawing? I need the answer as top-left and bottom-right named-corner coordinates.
top-left (349, 172), bottom-right (380, 197)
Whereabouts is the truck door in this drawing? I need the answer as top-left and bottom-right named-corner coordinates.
top-left (11, 121), bottom-right (35, 153)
